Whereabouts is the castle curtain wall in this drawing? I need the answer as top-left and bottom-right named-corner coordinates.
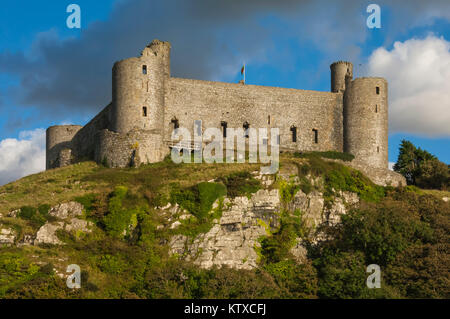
top-left (165, 77), bottom-right (344, 153)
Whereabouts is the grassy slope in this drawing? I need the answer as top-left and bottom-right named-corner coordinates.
top-left (0, 153), bottom-right (448, 299)
top-left (0, 157), bottom-right (261, 215)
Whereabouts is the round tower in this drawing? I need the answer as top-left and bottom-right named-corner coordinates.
top-left (330, 61), bottom-right (353, 93)
top-left (344, 77), bottom-right (388, 169)
top-left (46, 125), bottom-right (82, 169)
top-left (112, 39), bottom-right (171, 134)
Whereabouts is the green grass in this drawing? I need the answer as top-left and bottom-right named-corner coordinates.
top-left (293, 151), bottom-right (355, 162)
top-left (0, 153), bottom-right (448, 299)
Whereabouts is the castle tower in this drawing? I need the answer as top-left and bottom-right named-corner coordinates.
top-left (46, 125), bottom-right (82, 169)
top-left (111, 39), bottom-right (171, 134)
top-left (330, 61), bottom-right (353, 93)
top-left (344, 78), bottom-right (388, 169)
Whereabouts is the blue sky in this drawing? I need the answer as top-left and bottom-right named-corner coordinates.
top-left (0, 0), bottom-right (449, 184)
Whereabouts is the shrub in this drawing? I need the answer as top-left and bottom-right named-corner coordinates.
top-left (314, 251), bottom-right (367, 299)
top-left (216, 171), bottom-right (261, 198)
top-left (75, 193), bottom-right (98, 213)
top-left (103, 186), bottom-right (144, 238)
top-left (264, 260), bottom-right (318, 298)
top-left (278, 179), bottom-right (300, 203)
top-left (98, 255), bottom-right (127, 275)
top-left (294, 151), bottom-right (354, 162)
top-left (18, 206), bottom-right (36, 220)
top-left (170, 182), bottom-right (226, 220)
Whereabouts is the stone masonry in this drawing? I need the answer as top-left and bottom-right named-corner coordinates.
top-left (46, 39), bottom-right (403, 185)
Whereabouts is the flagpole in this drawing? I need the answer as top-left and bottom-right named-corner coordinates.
top-left (244, 62), bottom-right (246, 84)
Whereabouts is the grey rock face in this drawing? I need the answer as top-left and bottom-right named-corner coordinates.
top-left (169, 177), bottom-right (359, 270)
top-left (48, 202), bottom-right (84, 219)
top-left (0, 227), bottom-right (16, 246)
top-left (34, 202), bottom-right (92, 246)
top-left (35, 222), bottom-right (65, 245)
top-left (169, 189), bottom-right (280, 270)
top-left (7, 209), bottom-right (20, 218)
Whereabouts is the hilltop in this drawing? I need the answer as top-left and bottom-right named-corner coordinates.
top-left (0, 152), bottom-right (448, 298)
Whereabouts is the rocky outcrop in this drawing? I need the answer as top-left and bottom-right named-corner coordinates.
top-left (32, 202), bottom-right (91, 246)
top-left (48, 202), bottom-right (84, 219)
top-left (0, 226), bottom-right (16, 246)
top-left (34, 218), bottom-right (93, 245)
top-left (170, 189), bottom-right (280, 270)
top-left (35, 222), bottom-right (65, 245)
top-left (7, 209), bottom-right (20, 218)
top-left (169, 181), bottom-right (359, 270)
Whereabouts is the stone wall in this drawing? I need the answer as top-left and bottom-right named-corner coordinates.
top-left (71, 103), bottom-right (112, 162)
top-left (46, 125), bottom-right (82, 169)
top-left (95, 128), bottom-right (166, 168)
top-left (165, 77), bottom-right (344, 153)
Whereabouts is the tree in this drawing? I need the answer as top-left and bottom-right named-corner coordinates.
top-left (394, 140), bottom-right (449, 189)
top-left (393, 140), bottom-right (419, 184)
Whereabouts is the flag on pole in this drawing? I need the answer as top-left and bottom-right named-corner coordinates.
top-left (241, 63), bottom-right (246, 84)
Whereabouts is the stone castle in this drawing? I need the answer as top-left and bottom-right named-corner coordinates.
top-left (46, 39), bottom-right (404, 186)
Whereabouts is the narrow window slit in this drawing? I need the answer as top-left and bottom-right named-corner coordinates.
top-left (290, 125), bottom-right (297, 142)
top-left (312, 129), bottom-right (318, 144)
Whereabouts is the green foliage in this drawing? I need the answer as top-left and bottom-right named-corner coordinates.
top-left (216, 171), bottom-right (261, 198)
top-left (18, 206), bottom-right (36, 220)
top-left (297, 156), bottom-right (385, 204)
top-left (294, 151), bottom-right (354, 162)
top-left (139, 262), bottom-right (283, 299)
top-left (170, 182), bottom-right (226, 220)
top-left (279, 180), bottom-right (300, 204)
top-left (314, 251), bottom-right (367, 299)
top-left (298, 176), bottom-right (313, 194)
top-left (338, 202), bottom-right (433, 265)
top-left (97, 255), bottom-right (127, 275)
top-left (313, 189), bottom-right (449, 298)
top-left (259, 211), bottom-right (306, 264)
top-left (18, 206), bottom-right (47, 227)
top-left (75, 193), bottom-right (98, 213)
top-left (324, 166), bottom-right (385, 203)
top-left (394, 139), bottom-right (449, 189)
top-left (264, 260), bottom-right (318, 298)
top-left (0, 252), bottom-right (49, 298)
top-left (37, 204), bottom-right (51, 217)
top-left (103, 186), bottom-right (146, 239)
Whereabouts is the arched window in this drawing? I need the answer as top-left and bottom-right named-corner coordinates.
top-left (142, 65), bottom-right (147, 75)
top-left (142, 106), bottom-right (147, 117)
top-left (376, 86), bottom-right (380, 94)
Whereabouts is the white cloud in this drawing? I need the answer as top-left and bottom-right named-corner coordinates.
top-left (0, 128), bottom-right (46, 186)
top-left (368, 35), bottom-right (450, 137)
